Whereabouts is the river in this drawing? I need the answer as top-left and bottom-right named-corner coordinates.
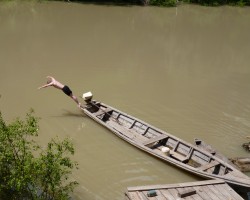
top-left (0, 2), bottom-right (250, 199)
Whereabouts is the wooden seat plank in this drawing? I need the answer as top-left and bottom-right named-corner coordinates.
top-left (170, 150), bottom-right (188, 163)
top-left (198, 160), bottom-right (220, 171)
top-left (143, 135), bottom-right (169, 146)
top-left (94, 108), bottom-right (113, 117)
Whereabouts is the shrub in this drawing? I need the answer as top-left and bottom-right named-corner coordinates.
top-left (0, 110), bottom-right (78, 199)
top-left (150, 0), bottom-right (177, 6)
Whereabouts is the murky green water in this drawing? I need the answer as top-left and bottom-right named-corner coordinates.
top-left (0, 2), bottom-right (250, 199)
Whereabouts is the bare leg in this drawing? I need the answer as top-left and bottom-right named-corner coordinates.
top-left (70, 94), bottom-right (81, 108)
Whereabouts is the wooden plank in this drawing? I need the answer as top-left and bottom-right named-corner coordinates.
top-left (170, 150), bottom-right (188, 163)
top-left (127, 180), bottom-right (225, 192)
top-left (116, 113), bottom-right (121, 119)
top-left (160, 189), bottom-right (175, 200)
top-left (204, 185), bottom-right (222, 200)
top-left (109, 121), bottom-right (148, 143)
top-left (143, 127), bottom-right (149, 135)
top-left (186, 148), bottom-right (194, 160)
top-left (216, 184), bottom-right (243, 200)
top-left (185, 196), bottom-right (194, 200)
top-left (156, 190), bottom-right (168, 200)
top-left (216, 184), bottom-right (244, 200)
top-left (168, 188), bottom-right (179, 199)
top-left (93, 109), bottom-right (105, 116)
top-left (213, 184), bottom-right (235, 200)
top-left (207, 185), bottom-right (226, 200)
top-left (218, 166), bottom-right (226, 175)
top-left (129, 120), bottom-right (136, 129)
top-left (190, 187), bottom-right (203, 200)
top-left (143, 134), bottom-right (168, 146)
top-left (183, 196), bottom-right (192, 200)
top-left (104, 108), bottom-right (113, 113)
top-left (198, 160), bottom-right (219, 171)
top-left (173, 141), bottom-right (180, 151)
top-left (127, 191), bottom-right (141, 200)
top-left (139, 191), bottom-right (151, 200)
top-left (195, 185), bottom-right (220, 200)
top-left (194, 186), bottom-right (213, 200)
top-left (177, 188), bottom-right (196, 198)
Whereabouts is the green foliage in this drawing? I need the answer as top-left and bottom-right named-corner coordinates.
top-left (149, 0), bottom-right (177, 6)
top-left (0, 110), bottom-right (78, 199)
top-left (185, 0), bottom-right (250, 6)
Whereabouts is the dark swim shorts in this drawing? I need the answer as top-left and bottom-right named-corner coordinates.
top-left (62, 85), bottom-right (72, 96)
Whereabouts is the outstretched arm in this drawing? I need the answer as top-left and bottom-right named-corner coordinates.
top-left (38, 76), bottom-right (55, 89)
top-left (38, 82), bottom-right (53, 90)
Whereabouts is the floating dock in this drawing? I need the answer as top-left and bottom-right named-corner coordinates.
top-left (125, 179), bottom-right (245, 200)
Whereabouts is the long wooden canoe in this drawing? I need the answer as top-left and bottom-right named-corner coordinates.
top-left (81, 100), bottom-right (250, 189)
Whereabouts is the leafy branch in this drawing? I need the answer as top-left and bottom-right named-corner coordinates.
top-left (0, 110), bottom-right (78, 199)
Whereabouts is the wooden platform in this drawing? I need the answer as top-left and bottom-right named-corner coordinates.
top-left (125, 180), bottom-right (244, 200)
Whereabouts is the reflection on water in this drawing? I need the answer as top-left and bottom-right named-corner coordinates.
top-left (0, 2), bottom-right (250, 199)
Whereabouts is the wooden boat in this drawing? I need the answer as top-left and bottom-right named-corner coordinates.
top-left (81, 98), bottom-right (250, 189)
top-left (194, 138), bottom-right (239, 168)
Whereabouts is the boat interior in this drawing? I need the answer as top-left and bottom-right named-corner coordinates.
top-left (85, 101), bottom-right (233, 177)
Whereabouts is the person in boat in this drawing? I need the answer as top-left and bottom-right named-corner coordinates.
top-left (38, 76), bottom-right (82, 108)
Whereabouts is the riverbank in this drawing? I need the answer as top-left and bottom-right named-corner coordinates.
top-left (0, 0), bottom-right (249, 7)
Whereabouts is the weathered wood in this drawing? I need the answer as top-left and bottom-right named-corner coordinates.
top-left (186, 148), bottom-right (194, 160)
top-left (93, 107), bottom-right (112, 117)
top-left (160, 189), bottom-right (175, 200)
top-left (93, 109), bottom-right (105, 116)
top-left (195, 185), bottom-right (217, 200)
top-left (138, 191), bottom-right (148, 200)
top-left (143, 134), bottom-right (168, 146)
top-left (177, 188), bottom-right (196, 198)
top-left (195, 138), bottom-right (238, 169)
top-left (129, 120), bottom-right (137, 129)
top-left (173, 141), bottom-right (180, 151)
top-left (109, 120), bottom-right (148, 143)
top-left (127, 191), bottom-right (140, 200)
top-left (142, 127), bottom-right (149, 135)
top-left (126, 179), bottom-right (245, 199)
top-left (207, 185), bottom-right (226, 200)
top-left (170, 150), bottom-right (188, 163)
top-left (127, 180), bottom-right (225, 191)
top-left (168, 188), bottom-right (179, 199)
top-left (218, 184), bottom-right (245, 200)
top-left (83, 100), bottom-right (250, 189)
top-left (198, 160), bottom-right (219, 171)
top-left (216, 184), bottom-right (242, 200)
top-left (189, 187), bottom-right (203, 200)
